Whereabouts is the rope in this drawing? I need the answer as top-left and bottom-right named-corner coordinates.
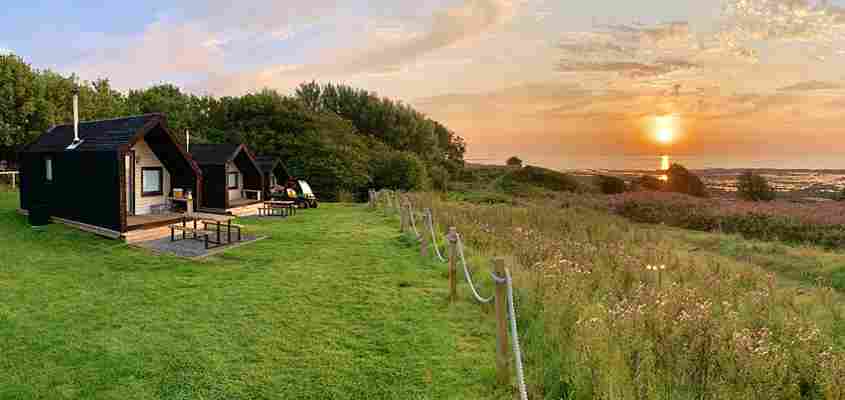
top-left (505, 268), bottom-right (529, 400)
top-left (456, 234), bottom-right (494, 304)
top-left (426, 209), bottom-right (447, 262)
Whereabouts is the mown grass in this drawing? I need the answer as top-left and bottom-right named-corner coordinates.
top-left (0, 191), bottom-right (507, 399)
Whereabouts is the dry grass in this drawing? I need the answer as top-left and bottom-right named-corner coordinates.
top-left (399, 191), bottom-right (845, 399)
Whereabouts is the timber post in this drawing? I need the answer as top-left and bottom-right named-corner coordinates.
top-left (493, 257), bottom-right (510, 385)
top-left (446, 227), bottom-right (458, 302)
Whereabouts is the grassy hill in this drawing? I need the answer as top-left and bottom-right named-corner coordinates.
top-left (0, 191), bottom-right (507, 399)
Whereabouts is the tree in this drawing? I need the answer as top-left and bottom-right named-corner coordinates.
top-left (665, 164), bottom-right (708, 197)
top-left (506, 156), bottom-right (523, 167)
top-left (737, 171), bottom-right (775, 201)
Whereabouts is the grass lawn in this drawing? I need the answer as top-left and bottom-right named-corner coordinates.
top-left (0, 191), bottom-right (507, 399)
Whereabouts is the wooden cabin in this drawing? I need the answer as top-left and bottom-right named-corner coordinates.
top-left (189, 144), bottom-right (264, 216)
top-left (255, 156), bottom-right (290, 200)
top-left (19, 113), bottom-right (203, 239)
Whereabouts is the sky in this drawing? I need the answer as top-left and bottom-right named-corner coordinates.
top-left (3, 0), bottom-right (845, 169)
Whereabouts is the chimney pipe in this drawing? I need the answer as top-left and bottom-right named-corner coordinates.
top-left (186, 129), bottom-right (190, 153)
top-left (72, 86), bottom-right (80, 142)
top-left (66, 86), bottom-right (84, 150)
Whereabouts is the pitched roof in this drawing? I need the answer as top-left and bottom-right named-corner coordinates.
top-left (254, 156), bottom-right (280, 173)
top-left (25, 114), bottom-right (162, 152)
top-left (189, 143), bottom-right (242, 165)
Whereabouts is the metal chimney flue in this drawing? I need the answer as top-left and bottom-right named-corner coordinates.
top-left (66, 86), bottom-right (84, 150)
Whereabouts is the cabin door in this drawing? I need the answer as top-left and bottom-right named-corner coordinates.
top-left (126, 151), bottom-right (136, 216)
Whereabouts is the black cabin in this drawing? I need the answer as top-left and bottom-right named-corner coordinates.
top-left (189, 144), bottom-right (264, 212)
top-left (255, 156), bottom-right (290, 200)
top-left (19, 114), bottom-right (203, 236)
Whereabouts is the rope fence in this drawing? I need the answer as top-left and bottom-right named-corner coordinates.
top-left (369, 189), bottom-right (529, 400)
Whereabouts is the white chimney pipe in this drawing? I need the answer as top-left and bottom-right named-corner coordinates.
top-left (72, 87), bottom-right (79, 142)
top-left (186, 129), bottom-right (190, 153)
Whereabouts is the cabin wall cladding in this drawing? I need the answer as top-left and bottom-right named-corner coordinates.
top-left (21, 151), bottom-right (122, 231)
top-left (201, 164), bottom-right (227, 209)
top-left (132, 138), bottom-right (171, 215)
top-left (227, 162), bottom-right (243, 201)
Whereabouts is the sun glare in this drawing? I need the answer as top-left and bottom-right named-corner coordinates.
top-left (654, 115), bottom-right (678, 145)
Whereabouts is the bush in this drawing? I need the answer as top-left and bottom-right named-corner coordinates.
top-left (509, 166), bottom-right (582, 193)
top-left (595, 175), bottom-right (627, 194)
top-left (737, 171), bottom-right (775, 201)
top-left (506, 156), bottom-right (523, 167)
top-left (429, 164), bottom-right (449, 192)
top-left (636, 174), bottom-right (664, 191)
top-left (665, 163), bottom-right (707, 197)
top-left (370, 150), bottom-right (429, 191)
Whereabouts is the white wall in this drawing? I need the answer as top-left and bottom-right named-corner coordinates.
top-left (227, 162), bottom-right (242, 201)
top-left (129, 139), bottom-right (171, 215)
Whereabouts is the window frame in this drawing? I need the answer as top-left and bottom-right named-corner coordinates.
top-left (141, 167), bottom-right (164, 197)
top-left (44, 156), bottom-right (53, 183)
top-left (227, 172), bottom-right (239, 190)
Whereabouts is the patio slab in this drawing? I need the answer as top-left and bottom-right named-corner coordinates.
top-left (134, 234), bottom-right (262, 258)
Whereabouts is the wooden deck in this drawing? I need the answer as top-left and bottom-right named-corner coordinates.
top-left (126, 213), bottom-right (186, 231)
top-left (229, 198), bottom-right (263, 208)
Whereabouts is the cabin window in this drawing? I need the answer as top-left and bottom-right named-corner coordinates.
top-left (141, 167), bottom-right (163, 196)
top-left (227, 172), bottom-right (239, 189)
top-left (44, 156), bottom-right (53, 182)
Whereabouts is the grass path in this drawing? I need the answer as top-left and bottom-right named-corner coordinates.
top-left (0, 191), bottom-right (506, 399)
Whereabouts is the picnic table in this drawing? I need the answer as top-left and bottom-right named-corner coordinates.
top-left (259, 200), bottom-right (297, 217)
top-left (169, 216), bottom-right (243, 249)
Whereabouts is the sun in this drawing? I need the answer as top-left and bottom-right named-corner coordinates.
top-left (654, 115), bottom-right (678, 144)
top-left (657, 128), bottom-right (674, 144)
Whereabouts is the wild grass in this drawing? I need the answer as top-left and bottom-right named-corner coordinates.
top-left (407, 191), bottom-right (845, 399)
top-left (0, 191), bottom-right (506, 399)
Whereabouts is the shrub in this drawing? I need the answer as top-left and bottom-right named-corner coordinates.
top-left (665, 163), bottom-right (708, 197)
top-left (370, 150), bottom-right (429, 191)
top-left (429, 164), bottom-right (450, 192)
top-left (737, 171), bottom-right (776, 201)
top-left (509, 166), bottom-right (582, 193)
top-left (637, 174), bottom-right (664, 191)
top-left (595, 175), bottom-right (627, 194)
top-left (506, 156), bottom-right (523, 167)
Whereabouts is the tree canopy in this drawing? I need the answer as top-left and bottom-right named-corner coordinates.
top-left (0, 55), bottom-right (466, 200)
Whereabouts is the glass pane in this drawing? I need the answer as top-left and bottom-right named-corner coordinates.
top-left (143, 170), bottom-right (161, 193)
top-left (228, 173), bottom-right (237, 187)
top-left (45, 158), bottom-right (53, 181)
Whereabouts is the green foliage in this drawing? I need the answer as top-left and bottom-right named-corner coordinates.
top-left (370, 149), bottom-right (430, 192)
top-left (0, 54), bottom-right (466, 199)
top-left (737, 171), bottom-right (776, 201)
top-left (509, 166), bottom-right (582, 192)
top-left (595, 175), bottom-right (627, 194)
top-left (294, 81), bottom-right (466, 173)
top-left (665, 163), bottom-right (708, 197)
top-left (506, 156), bottom-right (523, 167)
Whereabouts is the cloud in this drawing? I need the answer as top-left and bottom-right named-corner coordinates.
top-left (557, 60), bottom-right (698, 79)
top-left (777, 80), bottom-right (843, 91)
top-left (336, 0), bottom-right (516, 75)
top-left (0, 47), bottom-right (11, 55)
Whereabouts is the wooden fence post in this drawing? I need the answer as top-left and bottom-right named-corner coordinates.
top-left (420, 224), bottom-right (429, 257)
top-left (400, 202), bottom-right (408, 233)
top-left (446, 227), bottom-right (458, 302)
top-left (493, 257), bottom-right (510, 385)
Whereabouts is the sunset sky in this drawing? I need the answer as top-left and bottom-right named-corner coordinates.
top-left (3, 0), bottom-right (845, 169)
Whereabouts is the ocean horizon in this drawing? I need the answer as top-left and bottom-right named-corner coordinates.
top-left (466, 154), bottom-right (845, 172)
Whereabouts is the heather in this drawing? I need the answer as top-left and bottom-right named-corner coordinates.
top-left (406, 191), bottom-right (845, 399)
top-left (604, 192), bottom-right (845, 248)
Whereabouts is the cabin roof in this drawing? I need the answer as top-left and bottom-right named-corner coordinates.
top-left (24, 114), bottom-right (164, 153)
top-left (254, 156), bottom-right (281, 173)
top-left (189, 143), bottom-right (245, 166)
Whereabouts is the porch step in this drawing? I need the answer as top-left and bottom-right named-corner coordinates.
top-left (124, 226), bottom-right (173, 244)
top-left (229, 203), bottom-right (264, 217)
